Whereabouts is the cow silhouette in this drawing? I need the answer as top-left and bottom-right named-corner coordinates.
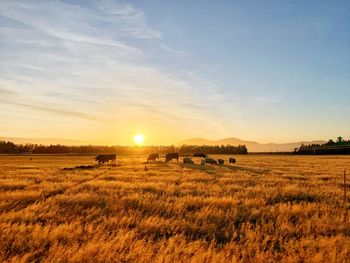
top-left (229, 157), bottom-right (236, 164)
top-left (95, 154), bottom-right (116, 165)
top-left (147, 153), bottom-right (159, 163)
top-left (165, 152), bottom-right (179, 163)
top-left (205, 158), bottom-right (218, 165)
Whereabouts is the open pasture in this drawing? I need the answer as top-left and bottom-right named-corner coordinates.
top-left (0, 154), bottom-right (349, 262)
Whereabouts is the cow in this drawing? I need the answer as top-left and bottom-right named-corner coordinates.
top-left (218, 159), bottom-right (224, 165)
top-left (229, 157), bottom-right (236, 164)
top-left (147, 153), bottom-right (159, 163)
top-left (205, 158), bottom-right (218, 165)
top-left (165, 152), bottom-right (179, 163)
top-left (193, 153), bottom-right (207, 158)
top-left (183, 157), bottom-right (194, 164)
top-left (95, 154), bottom-right (116, 165)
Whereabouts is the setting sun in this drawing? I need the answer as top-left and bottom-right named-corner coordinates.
top-left (133, 134), bottom-right (145, 145)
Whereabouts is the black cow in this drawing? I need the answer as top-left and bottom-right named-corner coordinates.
top-left (95, 154), bottom-right (116, 165)
top-left (229, 157), bottom-right (236, 164)
top-left (218, 159), bottom-right (224, 165)
top-left (193, 153), bottom-right (207, 158)
top-left (165, 152), bottom-right (179, 163)
top-left (205, 158), bottom-right (218, 165)
top-left (147, 153), bottom-right (159, 163)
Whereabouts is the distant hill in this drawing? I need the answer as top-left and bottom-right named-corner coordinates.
top-left (178, 137), bottom-right (326, 152)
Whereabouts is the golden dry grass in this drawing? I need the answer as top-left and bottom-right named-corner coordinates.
top-left (0, 154), bottom-right (349, 262)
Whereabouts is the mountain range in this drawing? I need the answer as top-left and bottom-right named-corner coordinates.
top-left (178, 137), bottom-right (326, 152)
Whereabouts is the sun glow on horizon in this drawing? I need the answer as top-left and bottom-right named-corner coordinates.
top-left (133, 134), bottom-right (145, 145)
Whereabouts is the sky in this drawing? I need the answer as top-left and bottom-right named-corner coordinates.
top-left (0, 0), bottom-right (349, 145)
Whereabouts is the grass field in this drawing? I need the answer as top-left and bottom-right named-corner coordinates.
top-left (0, 154), bottom-right (349, 262)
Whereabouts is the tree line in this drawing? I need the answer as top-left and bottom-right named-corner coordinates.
top-left (0, 141), bottom-right (248, 155)
top-left (294, 136), bottom-right (350, 155)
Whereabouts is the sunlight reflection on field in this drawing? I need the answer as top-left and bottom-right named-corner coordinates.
top-left (0, 155), bottom-right (349, 262)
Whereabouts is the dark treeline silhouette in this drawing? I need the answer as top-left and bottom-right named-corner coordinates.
top-left (0, 141), bottom-right (248, 155)
top-left (0, 141), bottom-right (33, 154)
top-left (294, 136), bottom-right (350, 155)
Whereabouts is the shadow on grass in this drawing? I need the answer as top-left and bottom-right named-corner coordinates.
top-left (62, 164), bottom-right (121, 171)
top-left (179, 163), bottom-right (269, 176)
top-left (267, 192), bottom-right (318, 205)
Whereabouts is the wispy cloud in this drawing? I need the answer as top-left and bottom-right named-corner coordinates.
top-left (0, 86), bottom-right (15, 95)
top-left (1, 100), bottom-right (100, 121)
top-left (0, 0), bottom-right (230, 143)
top-left (96, 0), bottom-right (162, 39)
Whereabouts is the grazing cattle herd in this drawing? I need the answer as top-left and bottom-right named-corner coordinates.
top-left (95, 153), bottom-right (237, 166)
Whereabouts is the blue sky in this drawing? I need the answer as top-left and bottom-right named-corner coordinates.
top-left (0, 0), bottom-right (349, 145)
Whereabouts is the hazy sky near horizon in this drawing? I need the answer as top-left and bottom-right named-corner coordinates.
top-left (0, 0), bottom-right (349, 145)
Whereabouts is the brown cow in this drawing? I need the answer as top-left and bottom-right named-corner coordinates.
top-left (95, 154), bottom-right (116, 165)
top-left (205, 158), bottom-right (217, 165)
top-left (165, 152), bottom-right (179, 163)
top-left (147, 153), bottom-right (159, 163)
